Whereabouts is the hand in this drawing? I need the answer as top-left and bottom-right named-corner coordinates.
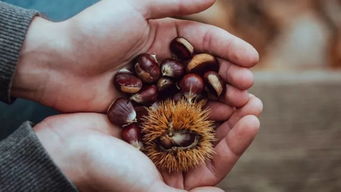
top-left (33, 95), bottom-right (262, 192)
top-left (13, 0), bottom-right (258, 112)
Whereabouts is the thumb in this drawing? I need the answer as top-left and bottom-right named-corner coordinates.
top-left (135, 0), bottom-right (216, 19)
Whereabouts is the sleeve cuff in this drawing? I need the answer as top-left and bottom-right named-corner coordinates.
top-left (0, 122), bottom-right (78, 192)
top-left (0, 2), bottom-right (39, 103)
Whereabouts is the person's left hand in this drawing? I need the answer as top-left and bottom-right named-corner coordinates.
top-left (34, 94), bottom-right (262, 191)
top-left (13, 0), bottom-right (258, 112)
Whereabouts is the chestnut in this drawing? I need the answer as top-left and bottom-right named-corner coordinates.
top-left (130, 85), bottom-right (158, 104)
top-left (161, 59), bottom-right (185, 79)
top-left (172, 132), bottom-right (198, 148)
top-left (157, 77), bottom-right (178, 100)
top-left (114, 72), bottom-right (143, 94)
top-left (134, 53), bottom-right (161, 83)
top-left (187, 53), bottom-right (219, 74)
top-left (107, 98), bottom-right (137, 127)
top-left (156, 131), bottom-right (199, 151)
top-left (134, 106), bottom-right (149, 122)
top-left (179, 73), bottom-right (204, 95)
top-left (204, 71), bottom-right (225, 97)
top-left (121, 124), bottom-right (143, 149)
top-left (157, 77), bottom-right (173, 91)
top-left (170, 37), bottom-right (194, 60)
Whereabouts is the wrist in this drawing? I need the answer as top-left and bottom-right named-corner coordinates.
top-left (34, 120), bottom-right (89, 191)
top-left (12, 16), bottom-right (71, 103)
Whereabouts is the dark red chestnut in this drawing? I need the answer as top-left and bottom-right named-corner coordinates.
top-left (187, 53), bottom-right (219, 74)
top-left (157, 77), bottom-right (175, 92)
top-left (107, 98), bottom-right (137, 127)
top-left (134, 53), bottom-right (161, 83)
top-left (157, 77), bottom-right (178, 100)
top-left (156, 131), bottom-right (199, 151)
top-left (114, 72), bottom-right (143, 94)
top-left (130, 85), bottom-right (158, 104)
top-left (204, 71), bottom-right (225, 97)
top-left (161, 59), bottom-right (185, 79)
top-left (172, 132), bottom-right (198, 148)
top-left (134, 106), bottom-right (149, 122)
top-left (179, 73), bottom-right (204, 95)
top-left (121, 124), bottom-right (143, 149)
top-left (170, 37), bottom-right (194, 60)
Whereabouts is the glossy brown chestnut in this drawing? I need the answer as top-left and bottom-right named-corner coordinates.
top-left (157, 77), bottom-right (175, 91)
top-left (157, 77), bottom-right (178, 100)
top-left (204, 71), bottom-right (225, 97)
top-left (134, 53), bottom-right (161, 83)
top-left (170, 37), bottom-right (194, 60)
top-left (134, 106), bottom-right (149, 122)
top-left (161, 59), bottom-right (185, 79)
top-left (114, 72), bottom-right (143, 94)
top-left (130, 85), bottom-right (158, 104)
top-left (179, 73), bottom-right (204, 95)
top-left (156, 131), bottom-right (199, 151)
top-left (121, 124), bottom-right (143, 149)
top-left (107, 98), bottom-right (137, 127)
top-left (187, 53), bottom-right (219, 74)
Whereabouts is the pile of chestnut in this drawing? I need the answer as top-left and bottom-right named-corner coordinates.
top-left (107, 37), bottom-right (225, 149)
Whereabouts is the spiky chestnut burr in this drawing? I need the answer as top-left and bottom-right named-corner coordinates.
top-left (141, 98), bottom-right (215, 172)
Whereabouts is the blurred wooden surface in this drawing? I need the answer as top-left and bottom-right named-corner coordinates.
top-left (186, 0), bottom-right (341, 69)
top-left (218, 71), bottom-right (341, 192)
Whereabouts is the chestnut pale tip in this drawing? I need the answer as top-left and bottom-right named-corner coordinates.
top-left (161, 64), bottom-right (174, 77)
top-left (187, 53), bottom-right (219, 74)
top-left (170, 37), bottom-right (194, 60)
top-left (176, 37), bottom-right (194, 54)
top-left (161, 59), bottom-right (185, 79)
top-left (204, 71), bottom-right (225, 97)
top-left (207, 73), bottom-right (223, 96)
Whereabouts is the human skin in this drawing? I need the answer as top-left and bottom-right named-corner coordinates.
top-left (10, 0), bottom-right (263, 191)
top-left (12, 0), bottom-right (258, 112)
top-left (34, 94), bottom-right (262, 192)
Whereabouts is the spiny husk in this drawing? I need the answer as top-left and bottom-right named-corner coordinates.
top-left (142, 98), bottom-right (215, 172)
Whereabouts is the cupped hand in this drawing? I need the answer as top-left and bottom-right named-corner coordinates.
top-left (33, 94), bottom-right (262, 192)
top-left (13, 0), bottom-right (258, 112)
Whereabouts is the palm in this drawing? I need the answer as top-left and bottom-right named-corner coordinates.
top-left (35, 91), bottom-right (262, 192)
top-left (43, 0), bottom-right (258, 112)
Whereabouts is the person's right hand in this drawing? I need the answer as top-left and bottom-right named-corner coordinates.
top-left (13, 0), bottom-right (258, 113)
top-left (33, 94), bottom-right (262, 192)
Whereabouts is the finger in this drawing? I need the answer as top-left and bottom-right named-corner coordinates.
top-left (137, 0), bottom-right (215, 19)
top-left (190, 187), bottom-right (225, 192)
top-left (220, 85), bottom-right (249, 107)
top-left (184, 115), bottom-right (260, 189)
top-left (214, 94), bottom-right (262, 145)
top-left (218, 59), bottom-right (254, 90)
top-left (213, 120), bottom-right (232, 146)
top-left (176, 20), bottom-right (259, 67)
top-left (228, 94), bottom-right (263, 127)
top-left (161, 171), bottom-right (185, 189)
top-left (206, 101), bottom-right (234, 121)
top-left (226, 115), bottom-right (260, 156)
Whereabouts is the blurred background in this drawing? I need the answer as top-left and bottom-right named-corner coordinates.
top-left (0, 0), bottom-right (340, 191)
